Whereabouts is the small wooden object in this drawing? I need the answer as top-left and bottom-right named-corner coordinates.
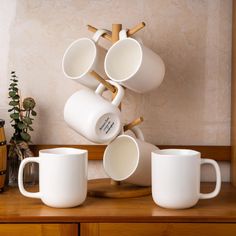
top-left (111, 24), bottom-right (122, 43)
top-left (110, 23), bottom-right (122, 186)
top-left (127, 22), bottom-right (146, 36)
top-left (90, 71), bottom-right (116, 93)
top-left (87, 22), bottom-right (145, 40)
top-left (124, 117), bottom-right (144, 132)
top-left (88, 178), bottom-right (151, 198)
top-left (87, 25), bottom-right (112, 41)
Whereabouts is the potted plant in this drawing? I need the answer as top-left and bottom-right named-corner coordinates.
top-left (8, 71), bottom-right (37, 186)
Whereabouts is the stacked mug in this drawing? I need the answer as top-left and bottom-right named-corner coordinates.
top-left (62, 28), bottom-right (165, 187)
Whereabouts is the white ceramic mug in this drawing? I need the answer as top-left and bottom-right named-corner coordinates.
top-left (104, 29), bottom-right (165, 93)
top-left (62, 29), bottom-right (108, 89)
top-left (152, 149), bottom-right (221, 209)
top-left (64, 80), bottom-right (124, 143)
top-left (103, 127), bottom-right (159, 186)
top-left (18, 148), bottom-right (87, 208)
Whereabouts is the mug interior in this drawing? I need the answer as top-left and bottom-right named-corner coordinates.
top-left (153, 149), bottom-right (200, 157)
top-left (103, 135), bottom-right (139, 181)
top-left (39, 147), bottom-right (87, 156)
top-left (105, 38), bottom-right (142, 82)
top-left (63, 38), bottom-right (96, 78)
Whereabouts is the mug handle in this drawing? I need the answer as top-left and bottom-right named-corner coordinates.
top-left (95, 80), bottom-right (125, 107)
top-left (128, 126), bottom-right (145, 141)
top-left (119, 29), bottom-right (128, 40)
top-left (199, 159), bottom-right (221, 199)
top-left (92, 29), bottom-right (109, 43)
top-left (18, 157), bottom-right (41, 199)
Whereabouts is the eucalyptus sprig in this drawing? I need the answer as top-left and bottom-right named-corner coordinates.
top-left (8, 71), bottom-right (37, 143)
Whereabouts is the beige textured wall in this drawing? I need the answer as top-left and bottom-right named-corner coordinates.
top-left (0, 0), bottom-right (232, 181)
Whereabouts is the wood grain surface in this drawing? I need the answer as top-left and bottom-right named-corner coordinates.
top-left (80, 223), bottom-right (236, 236)
top-left (0, 224), bottom-right (78, 236)
top-left (0, 181), bottom-right (236, 223)
top-left (88, 179), bottom-right (151, 198)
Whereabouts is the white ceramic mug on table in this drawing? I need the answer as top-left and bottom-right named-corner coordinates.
top-left (152, 149), bottom-right (221, 209)
top-left (104, 29), bottom-right (165, 93)
top-left (103, 127), bottom-right (159, 186)
top-left (62, 29), bottom-right (108, 89)
top-left (18, 148), bottom-right (87, 208)
top-left (64, 80), bottom-right (124, 144)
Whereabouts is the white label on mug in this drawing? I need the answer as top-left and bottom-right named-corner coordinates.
top-left (96, 113), bottom-right (119, 137)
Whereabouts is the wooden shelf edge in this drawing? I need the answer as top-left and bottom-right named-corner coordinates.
top-left (5, 145), bottom-right (230, 161)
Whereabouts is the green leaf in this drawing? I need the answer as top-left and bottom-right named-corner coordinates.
top-left (8, 108), bottom-right (14, 112)
top-left (13, 107), bottom-right (20, 112)
top-left (13, 95), bottom-right (20, 100)
top-left (9, 91), bottom-right (16, 97)
top-left (23, 117), bottom-right (32, 125)
top-left (10, 113), bottom-right (19, 119)
top-left (9, 101), bottom-right (19, 106)
top-left (20, 132), bottom-right (31, 142)
top-left (10, 83), bottom-right (17, 86)
top-left (31, 110), bottom-right (37, 116)
top-left (13, 79), bottom-right (18, 82)
top-left (17, 122), bottom-right (27, 130)
top-left (28, 126), bottom-right (34, 131)
top-left (12, 87), bottom-right (18, 92)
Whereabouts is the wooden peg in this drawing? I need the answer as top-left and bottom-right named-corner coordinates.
top-left (127, 22), bottom-right (146, 36)
top-left (90, 71), bottom-right (116, 93)
top-left (87, 25), bottom-right (112, 41)
top-left (124, 117), bottom-right (144, 132)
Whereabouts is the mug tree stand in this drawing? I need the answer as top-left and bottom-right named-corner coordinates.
top-left (86, 22), bottom-right (151, 198)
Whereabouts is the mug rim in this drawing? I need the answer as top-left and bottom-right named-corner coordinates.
top-left (62, 37), bottom-right (97, 79)
top-left (103, 134), bottom-right (140, 181)
top-left (105, 37), bottom-right (143, 82)
top-left (152, 149), bottom-right (200, 157)
top-left (39, 147), bottom-right (88, 157)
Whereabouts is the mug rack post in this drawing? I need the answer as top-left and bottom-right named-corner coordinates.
top-left (87, 22), bottom-right (149, 198)
top-left (110, 24), bottom-right (122, 186)
top-left (112, 24), bottom-right (122, 43)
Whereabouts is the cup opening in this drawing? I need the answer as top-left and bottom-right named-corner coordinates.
top-left (103, 135), bottom-right (139, 181)
top-left (105, 38), bottom-right (142, 82)
top-left (39, 147), bottom-right (87, 156)
top-left (63, 38), bottom-right (96, 79)
top-left (153, 149), bottom-right (200, 156)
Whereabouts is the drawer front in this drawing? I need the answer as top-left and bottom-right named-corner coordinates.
top-left (0, 224), bottom-right (78, 236)
top-left (81, 223), bottom-right (236, 236)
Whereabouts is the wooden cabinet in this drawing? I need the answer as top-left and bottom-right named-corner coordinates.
top-left (0, 224), bottom-right (78, 236)
top-left (81, 223), bottom-right (236, 236)
top-left (0, 183), bottom-right (236, 236)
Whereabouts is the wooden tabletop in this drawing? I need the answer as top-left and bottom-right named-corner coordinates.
top-left (0, 180), bottom-right (236, 223)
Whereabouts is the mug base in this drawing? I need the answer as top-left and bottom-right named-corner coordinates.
top-left (42, 201), bottom-right (86, 209)
top-left (152, 198), bottom-right (199, 210)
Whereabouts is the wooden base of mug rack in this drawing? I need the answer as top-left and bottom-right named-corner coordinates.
top-left (88, 178), bottom-right (151, 198)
